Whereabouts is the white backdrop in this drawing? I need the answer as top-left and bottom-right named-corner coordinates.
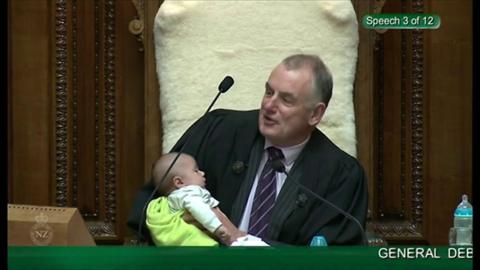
top-left (154, 0), bottom-right (359, 157)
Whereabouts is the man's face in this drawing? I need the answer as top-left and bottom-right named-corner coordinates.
top-left (259, 64), bottom-right (325, 147)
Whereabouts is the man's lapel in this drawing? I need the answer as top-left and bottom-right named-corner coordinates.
top-left (230, 135), bottom-right (264, 225)
top-left (266, 135), bottom-right (319, 240)
top-left (266, 160), bottom-right (303, 240)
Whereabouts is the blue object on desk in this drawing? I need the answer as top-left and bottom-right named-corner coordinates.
top-left (310, 236), bottom-right (328, 246)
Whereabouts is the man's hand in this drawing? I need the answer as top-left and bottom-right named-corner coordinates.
top-left (182, 208), bottom-right (247, 245)
top-left (181, 211), bottom-right (200, 227)
top-left (211, 207), bottom-right (247, 245)
top-left (182, 211), bottom-right (216, 239)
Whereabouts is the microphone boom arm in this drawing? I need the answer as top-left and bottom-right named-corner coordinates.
top-left (206, 91), bottom-right (221, 114)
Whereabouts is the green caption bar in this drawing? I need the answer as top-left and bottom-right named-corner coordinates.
top-left (362, 14), bottom-right (441, 29)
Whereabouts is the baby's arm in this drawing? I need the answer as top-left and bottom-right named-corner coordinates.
top-left (182, 196), bottom-right (222, 233)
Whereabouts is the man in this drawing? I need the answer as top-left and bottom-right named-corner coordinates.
top-left (128, 54), bottom-right (368, 245)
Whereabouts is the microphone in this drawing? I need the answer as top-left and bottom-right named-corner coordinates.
top-left (271, 160), bottom-right (368, 246)
top-left (218, 76), bottom-right (234, 93)
top-left (206, 76), bottom-right (234, 112)
top-left (136, 76), bottom-right (235, 243)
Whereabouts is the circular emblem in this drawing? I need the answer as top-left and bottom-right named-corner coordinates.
top-left (29, 213), bottom-right (54, 246)
top-left (232, 161), bottom-right (246, 174)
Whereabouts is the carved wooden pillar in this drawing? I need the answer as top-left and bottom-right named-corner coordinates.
top-left (368, 0), bottom-right (427, 243)
top-left (54, 0), bottom-right (69, 208)
top-left (54, 0), bottom-right (119, 241)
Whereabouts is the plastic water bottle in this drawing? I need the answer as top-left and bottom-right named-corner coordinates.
top-left (452, 194), bottom-right (473, 245)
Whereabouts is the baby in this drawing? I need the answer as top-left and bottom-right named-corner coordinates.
top-left (146, 152), bottom-right (244, 246)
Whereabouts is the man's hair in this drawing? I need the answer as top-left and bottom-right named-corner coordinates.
top-left (152, 152), bottom-right (188, 196)
top-left (282, 54), bottom-right (333, 106)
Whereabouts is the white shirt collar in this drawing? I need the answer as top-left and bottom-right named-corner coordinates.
top-left (264, 135), bottom-right (310, 166)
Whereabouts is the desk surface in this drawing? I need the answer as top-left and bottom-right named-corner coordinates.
top-left (8, 246), bottom-right (472, 270)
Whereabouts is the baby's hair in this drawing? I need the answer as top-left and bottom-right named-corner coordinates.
top-left (152, 152), bottom-right (192, 196)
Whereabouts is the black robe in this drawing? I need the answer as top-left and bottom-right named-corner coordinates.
top-left (128, 109), bottom-right (368, 245)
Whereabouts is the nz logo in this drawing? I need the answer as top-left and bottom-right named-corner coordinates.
top-left (30, 213), bottom-right (54, 246)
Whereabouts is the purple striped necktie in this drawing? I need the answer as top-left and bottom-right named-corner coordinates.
top-left (248, 146), bottom-right (284, 238)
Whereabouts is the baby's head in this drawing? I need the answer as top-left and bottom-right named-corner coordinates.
top-left (152, 152), bottom-right (206, 196)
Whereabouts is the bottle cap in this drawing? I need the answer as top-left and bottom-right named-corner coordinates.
top-left (454, 194), bottom-right (473, 217)
top-left (310, 236), bottom-right (328, 247)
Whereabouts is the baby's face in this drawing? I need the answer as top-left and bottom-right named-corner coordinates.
top-left (178, 155), bottom-right (206, 188)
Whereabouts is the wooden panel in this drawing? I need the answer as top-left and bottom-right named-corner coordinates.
top-left (381, 26), bottom-right (403, 216)
top-left (8, 0), bottom-right (54, 206)
top-left (8, 0), bottom-right (148, 244)
top-left (124, 0), bottom-right (163, 185)
top-left (75, 0), bottom-right (97, 217)
top-left (143, 0), bottom-right (163, 182)
top-left (53, 0), bottom-right (71, 208)
top-left (424, 0), bottom-right (472, 245)
top-left (352, 0), bottom-right (378, 221)
top-left (115, 0), bottom-right (148, 241)
top-left (370, 0), bottom-right (429, 244)
top-left (367, 0), bottom-right (472, 245)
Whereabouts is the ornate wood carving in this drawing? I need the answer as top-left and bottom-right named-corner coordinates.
top-left (373, 0), bottom-right (386, 13)
top-left (104, 0), bottom-right (117, 225)
top-left (367, 237), bottom-right (388, 247)
top-left (93, 0), bottom-right (100, 219)
top-left (410, 0), bottom-right (424, 227)
top-left (86, 221), bottom-right (116, 237)
top-left (72, 0), bottom-right (78, 207)
top-left (371, 0), bottom-right (425, 240)
top-left (374, 33), bottom-right (385, 218)
top-left (399, 2), bottom-right (407, 219)
top-left (54, 0), bottom-right (69, 207)
top-left (129, 0), bottom-right (145, 52)
top-left (373, 220), bottom-right (422, 238)
top-left (373, 0), bottom-right (388, 34)
top-left (54, 0), bottom-right (118, 238)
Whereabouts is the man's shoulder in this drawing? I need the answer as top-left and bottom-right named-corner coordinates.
top-left (310, 129), bottom-right (361, 167)
top-left (308, 130), bottom-right (367, 188)
top-left (205, 109), bottom-right (259, 131)
top-left (209, 108), bottom-right (259, 120)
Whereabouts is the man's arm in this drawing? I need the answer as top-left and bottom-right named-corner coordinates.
top-left (182, 206), bottom-right (246, 245)
top-left (181, 196), bottom-right (246, 245)
top-left (211, 207), bottom-right (247, 242)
